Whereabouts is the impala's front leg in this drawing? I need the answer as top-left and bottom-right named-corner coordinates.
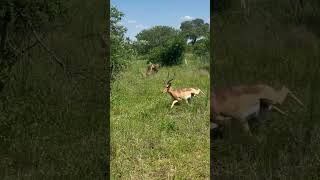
top-left (171, 100), bottom-right (179, 108)
top-left (185, 96), bottom-right (192, 104)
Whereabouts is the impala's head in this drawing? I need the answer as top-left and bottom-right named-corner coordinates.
top-left (162, 73), bottom-right (175, 93)
top-left (153, 64), bottom-right (160, 72)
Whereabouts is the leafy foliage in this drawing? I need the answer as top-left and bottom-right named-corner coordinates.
top-left (135, 26), bottom-right (178, 54)
top-left (193, 37), bottom-right (209, 63)
top-left (193, 39), bottom-right (209, 56)
top-left (180, 18), bottom-right (209, 45)
top-left (110, 6), bottom-right (135, 80)
top-left (149, 35), bottom-right (186, 66)
top-left (132, 39), bottom-right (149, 55)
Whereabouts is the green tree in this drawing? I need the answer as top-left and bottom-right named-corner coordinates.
top-left (110, 6), bottom-right (126, 38)
top-left (180, 18), bottom-right (209, 45)
top-left (149, 35), bottom-right (186, 66)
top-left (110, 6), bottom-right (134, 80)
top-left (132, 39), bottom-right (149, 55)
top-left (135, 26), bottom-right (178, 54)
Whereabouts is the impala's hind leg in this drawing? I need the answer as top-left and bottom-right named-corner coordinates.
top-left (185, 97), bottom-right (192, 104)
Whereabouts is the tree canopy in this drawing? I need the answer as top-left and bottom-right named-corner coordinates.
top-left (110, 6), bottom-right (134, 79)
top-left (180, 18), bottom-right (209, 45)
top-left (135, 25), bottom-right (178, 54)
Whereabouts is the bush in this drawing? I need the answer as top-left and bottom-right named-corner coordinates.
top-left (193, 38), bottom-right (209, 56)
top-left (135, 26), bottom-right (178, 55)
top-left (149, 36), bottom-right (186, 66)
top-left (193, 38), bottom-right (209, 64)
top-left (110, 6), bottom-right (135, 80)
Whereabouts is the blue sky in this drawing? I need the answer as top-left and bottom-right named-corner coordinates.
top-left (111, 0), bottom-right (210, 40)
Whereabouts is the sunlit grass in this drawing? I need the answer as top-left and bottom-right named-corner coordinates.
top-left (111, 54), bottom-right (210, 179)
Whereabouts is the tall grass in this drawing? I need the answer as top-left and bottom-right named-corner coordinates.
top-left (111, 54), bottom-right (210, 179)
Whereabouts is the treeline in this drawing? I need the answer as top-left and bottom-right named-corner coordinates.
top-left (111, 6), bottom-right (210, 80)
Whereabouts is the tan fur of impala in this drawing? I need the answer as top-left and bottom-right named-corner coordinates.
top-left (163, 74), bottom-right (204, 108)
top-left (211, 84), bottom-right (305, 135)
top-left (145, 63), bottom-right (160, 76)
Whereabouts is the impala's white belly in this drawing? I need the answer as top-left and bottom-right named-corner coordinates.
top-left (182, 95), bottom-right (192, 100)
top-left (241, 104), bottom-right (260, 119)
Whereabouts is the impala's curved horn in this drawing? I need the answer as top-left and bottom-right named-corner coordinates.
top-left (289, 91), bottom-right (305, 107)
top-left (164, 72), bottom-right (170, 84)
top-left (272, 106), bottom-right (288, 116)
top-left (167, 73), bottom-right (175, 84)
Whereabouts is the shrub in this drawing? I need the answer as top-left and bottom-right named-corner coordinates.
top-left (149, 36), bottom-right (186, 66)
top-left (135, 26), bottom-right (178, 55)
top-left (193, 38), bottom-right (209, 56)
top-left (133, 40), bottom-right (149, 55)
top-left (193, 38), bottom-right (209, 63)
top-left (110, 6), bottom-right (135, 80)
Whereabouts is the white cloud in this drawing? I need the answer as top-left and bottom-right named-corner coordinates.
top-left (127, 20), bottom-right (137, 24)
top-left (180, 15), bottom-right (194, 21)
top-left (135, 24), bottom-right (148, 29)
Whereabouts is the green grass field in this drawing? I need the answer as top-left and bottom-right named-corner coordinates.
top-left (111, 54), bottom-right (210, 179)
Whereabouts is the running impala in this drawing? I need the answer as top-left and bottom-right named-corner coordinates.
top-left (211, 84), bottom-right (305, 135)
top-left (146, 63), bottom-right (160, 76)
top-left (162, 73), bottom-right (205, 108)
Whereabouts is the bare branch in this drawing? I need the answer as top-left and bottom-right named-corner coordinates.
top-left (16, 11), bottom-right (66, 70)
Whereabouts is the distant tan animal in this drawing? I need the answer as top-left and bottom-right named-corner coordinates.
top-left (162, 73), bottom-right (205, 108)
top-left (145, 63), bottom-right (160, 76)
top-left (211, 84), bottom-right (305, 135)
